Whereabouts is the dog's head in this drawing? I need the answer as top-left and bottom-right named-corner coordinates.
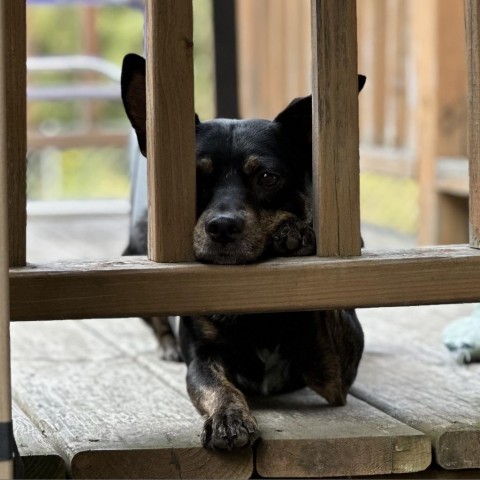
top-left (121, 54), bottom-right (365, 264)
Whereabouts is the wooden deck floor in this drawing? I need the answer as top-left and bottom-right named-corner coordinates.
top-left (11, 213), bottom-right (480, 478)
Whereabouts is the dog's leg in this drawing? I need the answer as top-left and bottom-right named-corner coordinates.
top-left (271, 219), bottom-right (316, 256)
top-left (143, 316), bottom-right (181, 362)
top-left (186, 356), bottom-right (259, 450)
top-left (302, 310), bottom-right (364, 406)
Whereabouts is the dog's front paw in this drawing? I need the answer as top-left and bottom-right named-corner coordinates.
top-left (159, 343), bottom-right (182, 362)
top-left (201, 409), bottom-right (259, 450)
top-left (272, 220), bottom-right (316, 256)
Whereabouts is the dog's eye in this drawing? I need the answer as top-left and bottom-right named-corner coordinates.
top-left (259, 172), bottom-right (279, 188)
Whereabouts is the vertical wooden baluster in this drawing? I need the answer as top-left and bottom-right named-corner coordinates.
top-left (311, 0), bottom-right (361, 256)
top-left (0, 1), bottom-right (14, 477)
top-left (6, 0), bottom-right (26, 267)
top-left (146, 0), bottom-right (196, 262)
top-left (465, 0), bottom-right (480, 248)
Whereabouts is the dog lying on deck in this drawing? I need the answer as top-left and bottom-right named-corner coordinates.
top-left (121, 53), bottom-right (365, 450)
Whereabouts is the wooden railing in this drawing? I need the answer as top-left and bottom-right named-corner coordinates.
top-left (2, 1), bottom-right (480, 477)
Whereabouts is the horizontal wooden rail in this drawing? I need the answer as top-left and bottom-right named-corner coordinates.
top-left (9, 245), bottom-right (480, 321)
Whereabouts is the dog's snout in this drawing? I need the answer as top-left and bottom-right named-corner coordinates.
top-left (205, 214), bottom-right (245, 244)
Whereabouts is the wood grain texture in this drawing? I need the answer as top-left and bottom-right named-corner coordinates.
top-left (254, 393), bottom-right (430, 478)
top-left (66, 318), bottom-right (430, 478)
top-left (413, 0), bottom-right (439, 246)
top-left (13, 403), bottom-right (65, 479)
top-left (465, 0), bottom-right (480, 248)
top-left (0, 0), bottom-right (13, 448)
top-left (3, 0), bottom-right (26, 267)
top-left (8, 245), bottom-right (480, 321)
top-left (311, 0), bottom-right (361, 256)
top-left (10, 320), bottom-right (253, 479)
top-left (352, 304), bottom-right (480, 470)
top-left (416, 0), bottom-right (468, 245)
top-left (0, 462), bottom-right (13, 480)
top-left (146, 0), bottom-right (196, 262)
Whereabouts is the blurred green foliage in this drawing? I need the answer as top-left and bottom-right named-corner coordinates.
top-left (27, 1), bottom-right (214, 201)
top-left (360, 172), bottom-right (418, 235)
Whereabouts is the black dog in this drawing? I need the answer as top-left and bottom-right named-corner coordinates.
top-left (121, 53), bottom-right (365, 450)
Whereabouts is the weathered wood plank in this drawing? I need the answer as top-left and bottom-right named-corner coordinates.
top-left (352, 304), bottom-right (480, 470)
top-left (465, 0), bottom-right (480, 248)
top-left (3, 0), bottom-right (26, 267)
top-left (8, 245), bottom-right (480, 320)
top-left (13, 403), bottom-right (65, 479)
top-left (10, 321), bottom-right (253, 479)
top-left (311, 0), bottom-right (361, 256)
top-left (358, 466), bottom-right (480, 479)
top-left (145, 0), bottom-right (196, 262)
top-left (254, 392), bottom-right (430, 478)
top-left (80, 318), bottom-right (431, 478)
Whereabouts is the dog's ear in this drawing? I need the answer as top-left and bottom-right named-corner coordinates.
top-left (358, 74), bottom-right (367, 92)
top-left (274, 95), bottom-right (312, 146)
top-left (274, 74), bottom-right (367, 146)
top-left (121, 53), bottom-right (147, 156)
top-left (121, 54), bottom-right (201, 157)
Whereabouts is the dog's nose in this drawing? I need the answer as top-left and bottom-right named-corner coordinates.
top-left (205, 214), bottom-right (245, 244)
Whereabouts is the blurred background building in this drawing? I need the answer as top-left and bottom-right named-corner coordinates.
top-left (25, 0), bottom-right (469, 261)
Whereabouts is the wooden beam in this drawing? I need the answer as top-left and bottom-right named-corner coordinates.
top-left (4, 0), bottom-right (26, 267)
top-left (0, 2), bottom-right (13, 477)
top-left (145, 0), bottom-right (196, 262)
top-left (311, 0), bottom-right (361, 257)
top-left (8, 246), bottom-right (480, 321)
top-left (465, 0), bottom-right (480, 248)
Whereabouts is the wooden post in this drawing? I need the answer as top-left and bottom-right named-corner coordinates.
top-left (311, 0), bottom-right (361, 256)
top-left (0, 2), bottom-right (14, 477)
top-left (5, 0), bottom-right (26, 267)
top-left (416, 0), bottom-right (468, 245)
top-left (145, 0), bottom-right (196, 262)
top-left (465, 0), bottom-right (480, 248)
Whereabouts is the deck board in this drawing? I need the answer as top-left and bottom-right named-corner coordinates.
top-left (13, 402), bottom-right (66, 479)
top-left (18, 317), bottom-right (430, 478)
top-left (10, 320), bottom-right (253, 479)
top-left (353, 304), bottom-right (480, 470)
top-left (85, 319), bottom-right (431, 476)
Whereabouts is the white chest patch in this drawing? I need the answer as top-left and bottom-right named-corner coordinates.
top-left (168, 316), bottom-right (181, 339)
